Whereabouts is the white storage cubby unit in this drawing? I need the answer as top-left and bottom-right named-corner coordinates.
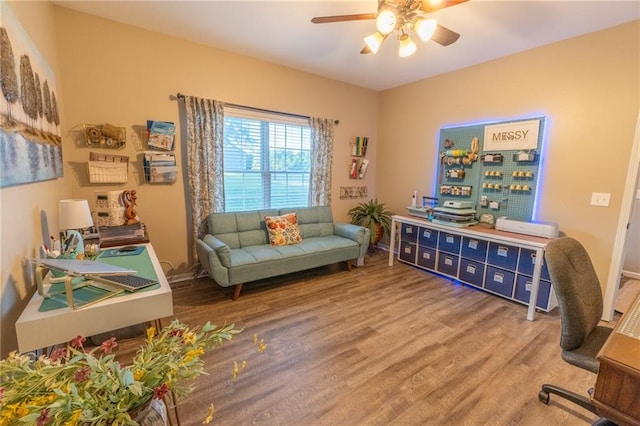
top-left (389, 215), bottom-right (556, 321)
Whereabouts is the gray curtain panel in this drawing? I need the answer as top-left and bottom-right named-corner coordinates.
top-left (183, 96), bottom-right (225, 265)
top-left (309, 117), bottom-right (335, 206)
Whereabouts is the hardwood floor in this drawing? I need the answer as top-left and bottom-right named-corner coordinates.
top-left (119, 250), bottom-right (603, 425)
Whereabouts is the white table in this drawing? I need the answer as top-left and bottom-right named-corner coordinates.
top-left (16, 244), bottom-right (173, 353)
top-left (388, 215), bottom-right (551, 321)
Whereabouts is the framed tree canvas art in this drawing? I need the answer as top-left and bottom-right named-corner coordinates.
top-left (1, 3), bottom-right (63, 188)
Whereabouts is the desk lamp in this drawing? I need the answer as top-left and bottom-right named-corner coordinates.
top-left (59, 199), bottom-right (94, 259)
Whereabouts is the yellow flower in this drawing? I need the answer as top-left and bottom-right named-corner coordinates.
top-left (67, 410), bottom-right (82, 426)
top-left (134, 369), bottom-right (145, 381)
top-left (5, 402), bottom-right (28, 418)
top-left (182, 347), bottom-right (205, 364)
top-left (29, 393), bottom-right (56, 406)
top-left (146, 326), bottom-right (156, 341)
top-left (202, 404), bottom-right (215, 424)
top-left (184, 331), bottom-right (196, 344)
top-left (232, 360), bottom-right (247, 380)
top-left (0, 408), bottom-right (16, 422)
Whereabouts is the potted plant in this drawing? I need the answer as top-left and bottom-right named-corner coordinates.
top-left (348, 198), bottom-right (395, 247)
top-left (0, 320), bottom-right (243, 425)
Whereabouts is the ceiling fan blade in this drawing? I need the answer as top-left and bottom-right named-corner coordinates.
top-left (311, 13), bottom-right (376, 24)
top-left (420, 0), bottom-right (468, 14)
top-left (431, 24), bottom-right (460, 46)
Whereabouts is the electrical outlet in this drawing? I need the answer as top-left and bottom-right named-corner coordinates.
top-left (590, 192), bottom-right (611, 207)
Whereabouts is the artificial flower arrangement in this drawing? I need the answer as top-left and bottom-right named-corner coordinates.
top-left (0, 320), bottom-right (244, 425)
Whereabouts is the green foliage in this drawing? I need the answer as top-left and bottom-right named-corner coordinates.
top-left (348, 198), bottom-right (395, 245)
top-left (0, 320), bottom-right (241, 425)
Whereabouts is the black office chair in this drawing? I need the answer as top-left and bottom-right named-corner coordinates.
top-left (538, 237), bottom-right (614, 416)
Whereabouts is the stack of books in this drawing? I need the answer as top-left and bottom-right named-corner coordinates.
top-left (98, 223), bottom-right (149, 247)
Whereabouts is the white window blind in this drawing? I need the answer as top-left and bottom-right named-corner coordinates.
top-left (223, 107), bottom-right (312, 212)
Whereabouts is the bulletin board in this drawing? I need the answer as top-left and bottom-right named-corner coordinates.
top-left (436, 117), bottom-right (545, 222)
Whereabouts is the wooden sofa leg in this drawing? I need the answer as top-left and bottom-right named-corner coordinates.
top-left (232, 284), bottom-right (243, 301)
top-left (346, 260), bottom-right (352, 271)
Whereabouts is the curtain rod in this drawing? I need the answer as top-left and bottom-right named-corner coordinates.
top-left (175, 93), bottom-right (339, 125)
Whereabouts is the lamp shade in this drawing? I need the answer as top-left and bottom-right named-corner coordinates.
top-left (59, 199), bottom-right (94, 230)
top-left (375, 7), bottom-right (397, 35)
top-left (398, 34), bottom-right (417, 58)
top-left (413, 18), bottom-right (437, 41)
top-left (364, 32), bottom-right (385, 54)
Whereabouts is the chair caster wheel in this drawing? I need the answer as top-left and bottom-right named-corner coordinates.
top-left (538, 390), bottom-right (550, 404)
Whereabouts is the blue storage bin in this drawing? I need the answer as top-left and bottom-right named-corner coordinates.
top-left (437, 252), bottom-right (459, 277)
top-left (487, 242), bottom-right (519, 270)
top-left (417, 246), bottom-right (436, 270)
top-left (438, 232), bottom-right (461, 254)
top-left (461, 237), bottom-right (488, 262)
top-left (459, 258), bottom-right (485, 287)
top-left (518, 248), bottom-right (551, 281)
top-left (514, 274), bottom-right (553, 310)
top-left (418, 227), bottom-right (438, 248)
top-left (484, 266), bottom-right (515, 297)
top-left (399, 241), bottom-right (417, 263)
top-left (401, 223), bottom-right (418, 242)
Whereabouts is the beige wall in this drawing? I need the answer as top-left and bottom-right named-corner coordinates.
top-left (0, 1), bottom-right (72, 357)
top-left (53, 7), bottom-right (379, 279)
top-left (377, 21), bottom-right (640, 288)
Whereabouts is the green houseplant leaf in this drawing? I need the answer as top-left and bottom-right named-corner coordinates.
top-left (348, 198), bottom-right (395, 246)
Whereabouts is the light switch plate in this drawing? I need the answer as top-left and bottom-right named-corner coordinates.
top-left (591, 192), bottom-right (611, 207)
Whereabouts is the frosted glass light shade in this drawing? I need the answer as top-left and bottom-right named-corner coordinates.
top-left (59, 199), bottom-right (94, 230)
top-left (398, 34), bottom-right (416, 57)
top-left (414, 18), bottom-right (437, 41)
top-left (376, 8), bottom-right (397, 35)
top-left (364, 32), bottom-right (385, 54)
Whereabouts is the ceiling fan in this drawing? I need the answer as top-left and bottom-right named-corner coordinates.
top-left (311, 0), bottom-right (467, 57)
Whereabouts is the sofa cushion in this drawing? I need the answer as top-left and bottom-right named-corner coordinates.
top-left (208, 209), bottom-right (277, 248)
top-left (265, 213), bottom-right (302, 246)
top-left (279, 206), bottom-right (334, 238)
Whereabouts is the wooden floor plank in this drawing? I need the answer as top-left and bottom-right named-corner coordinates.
top-left (114, 250), bottom-right (603, 425)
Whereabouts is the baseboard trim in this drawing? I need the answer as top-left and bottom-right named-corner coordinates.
top-left (167, 272), bottom-right (198, 284)
top-left (622, 269), bottom-right (640, 280)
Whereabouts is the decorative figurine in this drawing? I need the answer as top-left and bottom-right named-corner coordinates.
top-left (122, 190), bottom-right (140, 225)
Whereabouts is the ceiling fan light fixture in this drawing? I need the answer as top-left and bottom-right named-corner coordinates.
top-left (413, 18), bottom-right (437, 41)
top-left (376, 7), bottom-right (397, 35)
top-left (398, 33), bottom-right (416, 57)
top-left (364, 32), bottom-right (385, 54)
top-left (425, 0), bottom-right (444, 8)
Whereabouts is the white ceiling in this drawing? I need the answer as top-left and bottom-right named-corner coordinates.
top-left (53, 0), bottom-right (640, 91)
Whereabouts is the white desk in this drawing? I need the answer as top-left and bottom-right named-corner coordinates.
top-left (16, 244), bottom-right (173, 353)
top-left (388, 215), bottom-right (552, 321)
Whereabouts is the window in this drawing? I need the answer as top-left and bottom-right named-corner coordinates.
top-left (223, 107), bottom-right (311, 212)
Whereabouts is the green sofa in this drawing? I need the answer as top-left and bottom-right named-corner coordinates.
top-left (196, 206), bottom-right (370, 299)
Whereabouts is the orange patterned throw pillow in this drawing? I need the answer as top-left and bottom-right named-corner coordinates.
top-left (265, 213), bottom-right (302, 246)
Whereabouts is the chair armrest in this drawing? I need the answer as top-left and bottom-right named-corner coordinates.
top-left (196, 236), bottom-right (232, 286)
top-left (201, 235), bottom-right (232, 267)
top-left (334, 223), bottom-right (370, 258)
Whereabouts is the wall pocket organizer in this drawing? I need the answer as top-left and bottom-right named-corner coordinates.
top-left (82, 124), bottom-right (126, 149)
top-left (87, 152), bottom-right (128, 183)
top-left (143, 151), bottom-right (177, 183)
